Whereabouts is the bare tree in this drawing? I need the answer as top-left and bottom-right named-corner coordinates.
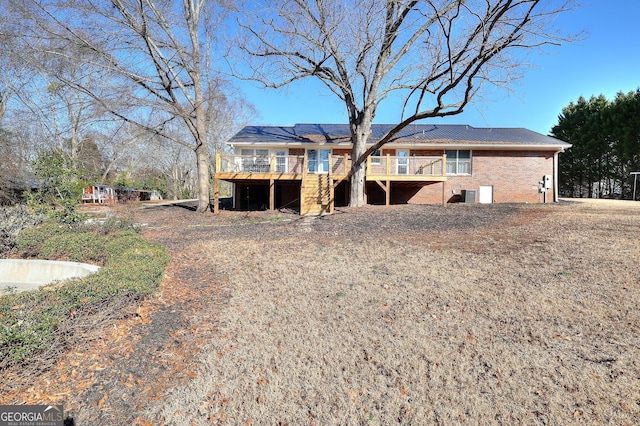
top-left (0, 9), bottom-right (33, 123)
top-left (16, 0), bottom-right (231, 212)
top-left (97, 122), bottom-right (149, 185)
top-left (238, 0), bottom-right (575, 207)
top-left (14, 75), bottom-right (106, 165)
top-left (207, 94), bottom-right (257, 172)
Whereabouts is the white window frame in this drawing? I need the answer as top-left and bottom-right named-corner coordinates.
top-left (397, 150), bottom-right (409, 175)
top-left (371, 149), bottom-right (382, 165)
top-left (445, 150), bottom-right (472, 175)
top-left (275, 150), bottom-right (287, 173)
top-left (307, 149), bottom-right (331, 173)
top-left (240, 148), bottom-right (270, 172)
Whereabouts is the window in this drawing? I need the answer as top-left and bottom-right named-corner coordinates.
top-left (307, 149), bottom-right (331, 173)
top-left (445, 150), bottom-right (472, 175)
top-left (275, 150), bottom-right (287, 173)
top-left (241, 149), bottom-right (270, 172)
top-left (371, 149), bottom-right (382, 165)
top-left (397, 150), bottom-right (409, 175)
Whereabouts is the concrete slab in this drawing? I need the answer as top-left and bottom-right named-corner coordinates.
top-left (0, 259), bottom-right (100, 294)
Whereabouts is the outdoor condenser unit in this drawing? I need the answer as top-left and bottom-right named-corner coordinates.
top-left (462, 189), bottom-right (477, 203)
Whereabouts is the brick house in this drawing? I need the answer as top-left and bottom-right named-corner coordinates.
top-left (213, 124), bottom-right (571, 215)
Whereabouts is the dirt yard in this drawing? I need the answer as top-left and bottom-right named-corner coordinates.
top-left (2, 199), bottom-right (639, 425)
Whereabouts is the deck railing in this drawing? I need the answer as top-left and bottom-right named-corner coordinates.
top-left (217, 154), bottom-right (305, 174)
top-left (216, 153), bottom-right (445, 178)
top-left (366, 155), bottom-right (445, 176)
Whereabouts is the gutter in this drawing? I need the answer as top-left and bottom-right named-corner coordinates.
top-left (227, 141), bottom-right (571, 151)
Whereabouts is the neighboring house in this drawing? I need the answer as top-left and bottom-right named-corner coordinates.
top-left (83, 185), bottom-right (116, 204)
top-left (213, 124), bottom-right (571, 215)
top-left (82, 185), bottom-right (163, 204)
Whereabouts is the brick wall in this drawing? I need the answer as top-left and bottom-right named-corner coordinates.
top-left (275, 148), bottom-right (556, 206)
top-left (396, 150), bottom-right (555, 204)
top-left (409, 149), bottom-right (441, 156)
top-left (289, 148), bottom-right (305, 156)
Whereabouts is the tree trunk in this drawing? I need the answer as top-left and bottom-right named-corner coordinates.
top-left (350, 160), bottom-right (366, 207)
top-left (172, 171), bottom-right (179, 200)
top-left (348, 118), bottom-right (373, 207)
top-left (195, 142), bottom-right (211, 212)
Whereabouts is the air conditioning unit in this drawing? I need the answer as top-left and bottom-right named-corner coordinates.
top-left (462, 189), bottom-right (477, 203)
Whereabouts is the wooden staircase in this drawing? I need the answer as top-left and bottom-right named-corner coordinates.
top-left (301, 173), bottom-right (333, 215)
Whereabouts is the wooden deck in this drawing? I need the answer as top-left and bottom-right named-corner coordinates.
top-left (213, 152), bottom-right (448, 214)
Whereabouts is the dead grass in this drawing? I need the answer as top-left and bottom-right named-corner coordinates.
top-left (5, 200), bottom-right (637, 425)
top-left (149, 200), bottom-right (640, 425)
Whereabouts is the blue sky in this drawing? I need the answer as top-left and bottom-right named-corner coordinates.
top-left (238, 1), bottom-right (640, 135)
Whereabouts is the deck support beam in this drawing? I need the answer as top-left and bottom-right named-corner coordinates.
top-left (363, 178), bottom-right (367, 205)
top-left (329, 178), bottom-right (335, 214)
top-left (386, 180), bottom-right (390, 206)
top-left (442, 153), bottom-right (447, 208)
top-left (442, 181), bottom-right (446, 207)
top-left (374, 180), bottom-right (390, 206)
top-left (269, 178), bottom-right (275, 211)
top-left (213, 177), bottom-right (220, 214)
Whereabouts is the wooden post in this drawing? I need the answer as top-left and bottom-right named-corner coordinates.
top-left (213, 177), bottom-right (220, 214)
top-left (442, 153), bottom-right (447, 176)
top-left (303, 151), bottom-right (308, 179)
top-left (269, 178), bottom-right (275, 211)
top-left (343, 153), bottom-right (350, 206)
top-left (442, 153), bottom-right (447, 207)
top-left (386, 154), bottom-right (391, 176)
top-left (344, 154), bottom-right (349, 176)
top-left (366, 156), bottom-right (371, 176)
top-left (328, 152), bottom-right (333, 176)
top-left (301, 151), bottom-right (308, 215)
top-left (386, 180), bottom-right (390, 206)
top-left (215, 152), bottom-right (221, 173)
top-left (328, 154), bottom-right (334, 214)
top-left (270, 153), bottom-right (276, 173)
top-left (442, 181), bottom-right (446, 208)
top-left (363, 177), bottom-right (367, 205)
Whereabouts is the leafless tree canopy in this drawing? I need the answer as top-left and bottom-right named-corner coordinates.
top-left (238, 0), bottom-right (575, 206)
top-left (0, 0), bottom-right (575, 210)
top-left (13, 0), bottom-right (233, 212)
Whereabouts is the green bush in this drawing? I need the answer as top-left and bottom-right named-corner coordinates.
top-left (15, 222), bottom-right (69, 255)
top-left (0, 222), bottom-right (169, 366)
top-left (27, 148), bottom-right (87, 225)
top-left (0, 292), bottom-right (64, 363)
top-left (39, 232), bottom-right (105, 263)
top-left (104, 230), bottom-right (143, 259)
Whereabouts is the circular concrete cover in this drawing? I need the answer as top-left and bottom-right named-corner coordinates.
top-left (0, 259), bottom-right (100, 294)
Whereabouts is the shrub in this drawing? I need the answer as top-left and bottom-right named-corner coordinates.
top-left (39, 232), bottom-right (106, 263)
top-left (15, 222), bottom-right (70, 256)
top-left (0, 205), bottom-right (43, 257)
top-left (26, 149), bottom-right (86, 225)
top-left (0, 292), bottom-right (64, 363)
top-left (0, 223), bottom-right (169, 367)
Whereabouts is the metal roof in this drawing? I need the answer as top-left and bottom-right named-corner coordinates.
top-left (228, 123), bottom-right (570, 149)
